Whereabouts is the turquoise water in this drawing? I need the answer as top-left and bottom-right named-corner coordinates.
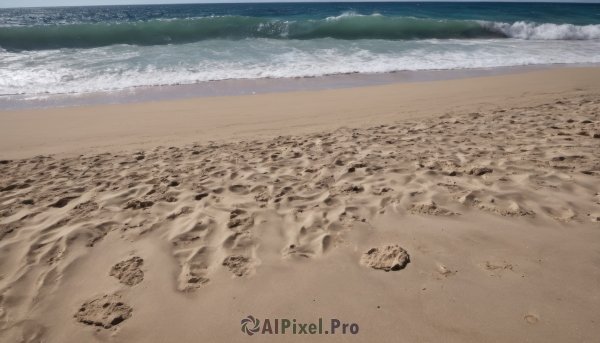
top-left (1, 2), bottom-right (599, 95)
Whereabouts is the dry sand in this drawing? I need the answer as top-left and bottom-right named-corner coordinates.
top-left (0, 68), bottom-right (599, 342)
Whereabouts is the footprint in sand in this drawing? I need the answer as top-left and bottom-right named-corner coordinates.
top-left (408, 200), bottom-right (458, 216)
top-left (70, 200), bottom-right (100, 218)
top-left (124, 199), bottom-right (154, 210)
top-left (329, 183), bottom-right (364, 197)
top-left (524, 315), bottom-right (538, 324)
top-left (110, 256), bottom-right (144, 286)
top-left (194, 192), bottom-right (209, 201)
top-left (282, 243), bottom-right (315, 259)
top-left (49, 196), bottom-right (79, 208)
top-left (75, 294), bottom-right (132, 329)
top-left (222, 255), bottom-right (259, 277)
top-left (339, 211), bottom-right (363, 229)
top-left (360, 245), bottom-right (410, 272)
top-left (227, 209), bottom-right (254, 229)
top-left (481, 260), bottom-right (515, 277)
top-left (166, 206), bottom-right (194, 220)
top-left (175, 246), bottom-right (214, 292)
top-left (254, 190), bottom-right (270, 207)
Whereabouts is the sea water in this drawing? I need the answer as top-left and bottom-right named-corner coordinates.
top-left (1, 2), bottom-right (599, 96)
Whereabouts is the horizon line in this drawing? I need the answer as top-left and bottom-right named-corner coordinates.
top-left (3, 1), bottom-right (600, 10)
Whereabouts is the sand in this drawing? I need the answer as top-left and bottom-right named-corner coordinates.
top-left (0, 68), bottom-right (599, 342)
top-left (1, 67), bottom-right (600, 160)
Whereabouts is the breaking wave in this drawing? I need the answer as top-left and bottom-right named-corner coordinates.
top-left (2, 14), bottom-right (599, 50)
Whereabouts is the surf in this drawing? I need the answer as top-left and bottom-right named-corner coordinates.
top-left (2, 14), bottom-right (600, 51)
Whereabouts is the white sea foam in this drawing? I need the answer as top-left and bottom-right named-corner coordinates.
top-left (1, 37), bottom-right (599, 96)
top-left (325, 12), bottom-right (364, 21)
top-left (481, 21), bottom-right (600, 40)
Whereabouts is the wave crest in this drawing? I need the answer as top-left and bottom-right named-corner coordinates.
top-left (1, 15), bottom-right (599, 50)
top-left (482, 21), bottom-right (600, 40)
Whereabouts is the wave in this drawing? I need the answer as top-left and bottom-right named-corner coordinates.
top-left (2, 37), bottom-right (600, 96)
top-left (482, 21), bottom-right (600, 40)
top-left (1, 15), bottom-right (599, 50)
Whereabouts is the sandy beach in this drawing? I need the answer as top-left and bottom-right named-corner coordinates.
top-left (1, 68), bottom-right (599, 342)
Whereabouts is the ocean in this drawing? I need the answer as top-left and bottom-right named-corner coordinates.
top-left (1, 2), bottom-right (600, 97)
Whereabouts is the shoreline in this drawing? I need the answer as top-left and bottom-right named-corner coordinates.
top-left (1, 63), bottom-right (598, 111)
top-left (1, 66), bottom-right (600, 160)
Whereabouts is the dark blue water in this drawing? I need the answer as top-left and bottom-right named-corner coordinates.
top-left (1, 2), bottom-right (599, 96)
top-left (3, 2), bottom-right (600, 27)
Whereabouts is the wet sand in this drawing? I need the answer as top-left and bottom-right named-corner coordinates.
top-left (3, 64), bottom-right (595, 111)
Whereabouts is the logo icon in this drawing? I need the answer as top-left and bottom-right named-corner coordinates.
top-left (241, 315), bottom-right (261, 336)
